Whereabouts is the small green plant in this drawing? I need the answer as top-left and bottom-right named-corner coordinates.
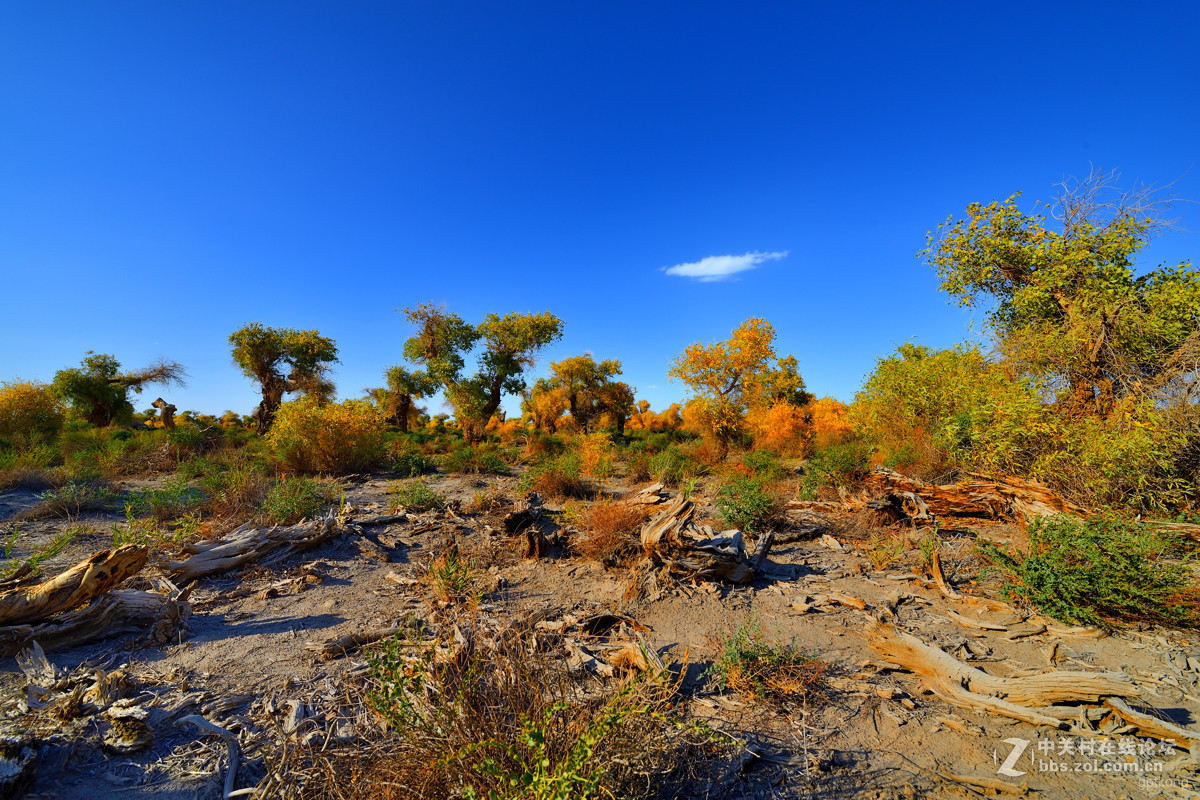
top-left (797, 441), bottom-right (871, 500)
top-left (261, 476), bottom-right (330, 525)
top-left (389, 479), bottom-right (448, 513)
top-left (707, 619), bottom-right (824, 701)
top-left (391, 446), bottom-right (435, 478)
top-left (976, 515), bottom-right (1198, 627)
top-left (864, 534), bottom-right (903, 570)
top-left (30, 479), bottom-right (120, 518)
top-left (2, 524), bottom-right (88, 578)
top-left (443, 444), bottom-right (508, 475)
top-left (714, 476), bottom-right (779, 534)
top-left (429, 546), bottom-right (478, 605)
top-left (520, 454), bottom-right (588, 500)
top-left (681, 476), bottom-right (700, 501)
top-left (917, 529), bottom-right (942, 570)
top-left (126, 477), bottom-right (205, 521)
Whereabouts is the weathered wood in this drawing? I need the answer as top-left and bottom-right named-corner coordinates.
top-left (307, 627), bottom-right (400, 660)
top-left (168, 513), bottom-right (343, 583)
top-left (865, 468), bottom-right (1082, 525)
top-left (0, 589), bottom-right (190, 657)
top-left (868, 621), bottom-right (1136, 707)
top-left (1105, 698), bottom-right (1200, 747)
top-left (930, 551), bottom-right (960, 600)
top-left (0, 546), bottom-right (147, 627)
top-left (640, 497), bottom-right (770, 584)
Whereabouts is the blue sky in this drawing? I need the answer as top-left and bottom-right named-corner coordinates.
top-left (2, 2), bottom-right (1197, 419)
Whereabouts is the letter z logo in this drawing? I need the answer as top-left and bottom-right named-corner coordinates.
top-left (996, 737), bottom-right (1029, 777)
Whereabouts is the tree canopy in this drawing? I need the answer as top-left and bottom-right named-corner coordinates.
top-left (669, 317), bottom-right (809, 453)
top-left (926, 171), bottom-right (1200, 416)
top-left (52, 352), bottom-right (187, 427)
top-left (229, 324), bottom-right (339, 433)
top-left (403, 305), bottom-right (563, 443)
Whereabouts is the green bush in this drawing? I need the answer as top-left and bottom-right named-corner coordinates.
top-left (647, 446), bottom-right (702, 487)
top-left (798, 441), bottom-right (871, 500)
top-left (388, 479), bottom-right (448, 513)
top-left (261, 476), bottom-right (331, 524)
top-left (126, 477), bottom-right (205, 521)
top-left (976, 515), bottom-right (1198, 628)
top-left (742, 449), bottom-right (789, 481)
top-left (388, 442), bottom-right (436, 478)
top-left (443, 443), bottom-right (508, 475)
top-left (520, 453), bottom-right (588, 499)
top-left (714, 476), bottom-right (779, 534)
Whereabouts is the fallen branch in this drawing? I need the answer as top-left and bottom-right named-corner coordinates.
top-left (1105, 698), bottom-right (1200, 749)
top-left (0, 588), bottom-right (191, 657)
top-left (868, 621), bottom-right (1136, 707)
top-left (306, 627), bottom-right (400, 661)
top-left (177, 715), bottom-right (239, 798)
top-left (168, 512), bottom-right (344, 583)
top-left (0, 546), bottom-right (147, 626)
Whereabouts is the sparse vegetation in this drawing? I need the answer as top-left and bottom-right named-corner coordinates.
top-left (714, 475), bottom-right (780, 534)
top-left (388, 479), bottom-right (448, 513)
top-left (976, 515), bottom-right (1199, 628)
top-left (708, 619), bottom-right (825, 701)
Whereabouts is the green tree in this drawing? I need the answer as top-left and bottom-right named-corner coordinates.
top-left (373, 366), bottom-right (438, 433)
top-left (403, 305), bottom-right (563, 444)
top-left (51, 352), bottom-right (187, 427)
top-left (926, 171), bottom-right (1200, 417)
top-left (547, 354), bottom-right (632, 432)
top-left (229, 324), bottom-right (339, 433)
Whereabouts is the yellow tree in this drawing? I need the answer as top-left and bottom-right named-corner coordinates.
top-left (669, 318), bottom-right (785, 455)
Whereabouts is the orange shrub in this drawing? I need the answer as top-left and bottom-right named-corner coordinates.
top-left (810, 397), bottom-right (853, 449)
top-left (576, 432), bottom-right (615, 478)
top-left (746, 401), bottom-right (811, 456)
top-left (576, 499), bottom-right (648, 565)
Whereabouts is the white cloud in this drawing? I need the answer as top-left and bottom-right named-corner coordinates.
top-left (662, 250), bottom-right (788, 282)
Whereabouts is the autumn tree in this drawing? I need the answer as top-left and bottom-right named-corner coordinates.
top-left (669, 317), bottom-right (808, 455)
top-left (229, 324), bottom-right (339, 433)
top-left (403, 304), bottom-right (563, 444)
top-left (544, 354), bottom-right (636, 434)
top-left (522, 378), bottom-right (568, 432)
top-left (371, 366), bottom-right (437, 432)
top-left (927, 170), bottom-right (1200, 417)
top-left (52, 352), bottom-right (187, 427)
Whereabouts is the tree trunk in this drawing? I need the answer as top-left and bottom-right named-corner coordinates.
top-left (256, 384), bottom-right (286, 434)
top-left (396, 395), bottom-right (412, 433)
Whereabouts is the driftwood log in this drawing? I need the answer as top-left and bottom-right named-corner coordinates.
top-left (0, 588), bottom-right (191, 657)
top-left (640, 497), bottom-right (773, 583)
top-left (868, 620), bottom-right (1139, 730)
top-left (0, 546), bottom-right (148, 627)
top-left (864, 468), bottom-right (1081, 525)
top-left (868, 620), bottom-right (1135, 707)
top-left (168, 512), bottom-right (344, 583)
top-left (627, 483), bottom-right (668, 506)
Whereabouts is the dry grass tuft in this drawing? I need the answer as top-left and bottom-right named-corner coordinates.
top-left (263, 619), bottom-right (732, 800)
top-left (576, 500), bottom-right (649, 566)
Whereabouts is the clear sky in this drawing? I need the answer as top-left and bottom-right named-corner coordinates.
top-left (2, 2), bottom-right (1197, 419)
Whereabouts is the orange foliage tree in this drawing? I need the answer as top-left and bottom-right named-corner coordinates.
top-left (810, 396), bottom-right (853, 449)
top-left (669, 318), bottom-right (811, 455)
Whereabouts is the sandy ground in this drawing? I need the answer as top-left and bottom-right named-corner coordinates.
top-left (1, 471), bottom-right (1199, 799)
